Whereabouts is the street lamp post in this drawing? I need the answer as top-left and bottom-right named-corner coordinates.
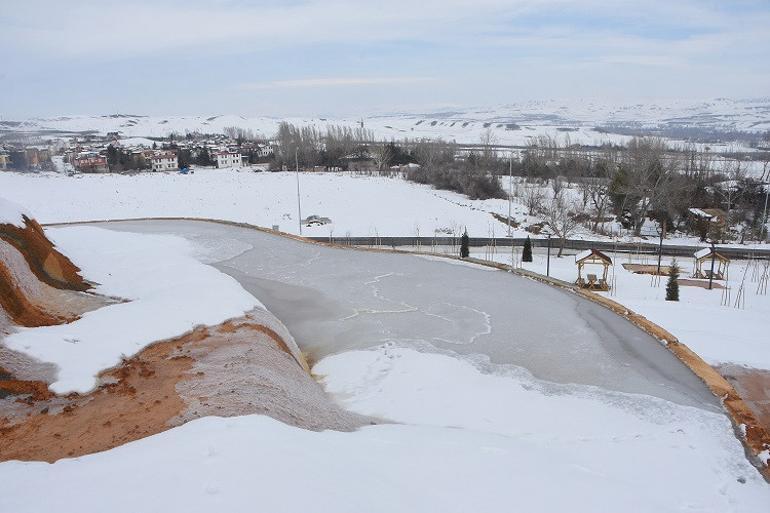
top-left (656, 218), bottom-right (666, 279)
top-left (540, 227), bottom-right (553, 277)
top-left (708, 240), bottom-right (717, 290)
top-left (507, 154), bottom-right (513, 237)
top-left (295, 148), bottom-right (302, 236)
top-left (762, 183), bottom-right (769, 243)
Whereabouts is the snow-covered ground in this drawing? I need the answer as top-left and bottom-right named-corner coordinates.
top-left (0, 169), bottom-right (515, 237)
top-left (3, 169), bottom-right (767, 248)
top-left (469, 245), bottom-right (770, 371)
top-left (0, 197), bottom-right (30, 227)
top-left (2, 344), bottom-right (768, 512)
top-left (4, 225), bottom-right (260, 393)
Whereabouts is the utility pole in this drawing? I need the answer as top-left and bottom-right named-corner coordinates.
top-left (708, 240), bottom-right (716, 290)
top-left (762, 183), bottom-right (769, 243)
top-left (295, 148), bottom-right (302, 236)
top-left (546, 233), bottom-right (552, 277)
top-left (507, 154), bottom-right (513, 237)
top-left (656, 218), bottom-right (666, 277)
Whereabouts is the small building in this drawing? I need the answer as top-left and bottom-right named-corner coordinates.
top-left (73, 153), bottom-right (108, 173)
top-left (150, 151), bottom-right (178, 172)
top-left (688, 207), bottom-right (727, 231)
top-left (303, 214), bottom-right (332, 227)
top-left (214, 151), bottom-right (242, 168)
top-left (692, 247), bottom-right (730, 280)
top-left (257, 144), bottom-right (274, 158)
top-left (575, 249), bottom-right (612, 291)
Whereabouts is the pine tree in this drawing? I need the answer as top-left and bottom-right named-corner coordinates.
top-left (460, 230), bottom-right (469, 258)
top-left (522, 236), bottom-right (533, 262)
top-left (666, 259), bottom-right (680, 301)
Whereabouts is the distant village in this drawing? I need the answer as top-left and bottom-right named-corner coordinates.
top-left (0, 122), bottom-right (430, 176)
top-left (0, 129), bottom-right (280, 174)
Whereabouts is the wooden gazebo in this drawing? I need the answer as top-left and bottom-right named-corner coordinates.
top-left (575, 249), bottom-right (612, 291)
top-left (692, 247), bottom-right (730, 280)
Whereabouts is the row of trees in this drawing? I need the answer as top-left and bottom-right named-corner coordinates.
top-left (508, 136), bottom-right (769, 245)
top-left (106, 145), bottom-right (149, 171)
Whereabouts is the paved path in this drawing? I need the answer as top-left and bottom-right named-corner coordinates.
top-left (93, 220), bottom-right (720, 411)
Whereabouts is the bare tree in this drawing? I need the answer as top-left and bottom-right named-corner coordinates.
top-left (614, 137), bottom-right (674, 236)
top-left (370, 142), bottom-right (394, 172)
top-left (544, 193), bottom-right (582, 256)
top-left (522, 182), bottom-right (545, 215)
top-left (479, 128), bottom-right (498, 166)
top-left (550, 175), bottom-right (564, 197)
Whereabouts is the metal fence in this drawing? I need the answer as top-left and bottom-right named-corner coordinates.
top-left (308, 236), bottom-right (770, 259)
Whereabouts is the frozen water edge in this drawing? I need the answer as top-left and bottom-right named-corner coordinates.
top-left (92, 219), bottom-right (720, 411)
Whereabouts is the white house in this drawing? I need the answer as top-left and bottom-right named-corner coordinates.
top-left (150, 151), bottom-right (178, 172)
top-left (215, 151), bottom-right (242, 168)
top-left (257, 144), bottom-right (274, 158)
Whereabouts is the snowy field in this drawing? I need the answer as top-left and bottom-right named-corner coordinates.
top-left (3, 169), bottom-right (767, 248)
top-left (9, 97), bottom-right (769, 151)
top-left (0, 169), bottom-right (518, 237)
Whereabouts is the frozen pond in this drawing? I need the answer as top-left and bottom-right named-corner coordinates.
top-left (93, 220), bottom-right (719, 410)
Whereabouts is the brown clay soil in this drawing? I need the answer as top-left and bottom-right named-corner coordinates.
top-left (0, 217), bottom-right (89, 292)
top-left (0, 259), bottom-right (68, 326)
top-left (0, 331), bottom-right (194, 462)
top-left (717, 364), bottom-right (770, 435)
top-left (0, 313), bottom-right (370, 463)
top-left (0, 219), bottom-right (106, 328)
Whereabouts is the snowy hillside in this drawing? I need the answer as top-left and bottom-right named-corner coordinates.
top-left (3, 97), bottom-right (768, 148)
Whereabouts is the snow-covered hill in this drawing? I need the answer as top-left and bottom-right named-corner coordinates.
top-left (2, 97), bottom-right (768, 149)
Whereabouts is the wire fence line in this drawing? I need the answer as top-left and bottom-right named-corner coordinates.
top-left (309, 236), bottom-right (770, 259)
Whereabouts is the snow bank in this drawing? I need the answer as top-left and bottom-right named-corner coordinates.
top-left (0, 196), bottom-right (30, 227)
top-left (314, 345), bottom-right (770, 508)
top-left (2, 346), bottom-right (767, 512)
top-left (4, 226), bottom-right (261, 393)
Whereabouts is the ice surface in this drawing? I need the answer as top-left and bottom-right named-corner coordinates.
top-left (96, 219), bottom-right (720, 410)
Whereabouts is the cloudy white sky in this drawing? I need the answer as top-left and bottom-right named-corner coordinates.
top-left (1, 0), bottom-right (769, 118)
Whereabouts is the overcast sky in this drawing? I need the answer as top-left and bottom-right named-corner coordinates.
top-left (1, 0), bottom-right (769, 118)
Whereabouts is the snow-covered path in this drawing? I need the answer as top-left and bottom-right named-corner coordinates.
top-left (92, 219), bottom-right (717, 410)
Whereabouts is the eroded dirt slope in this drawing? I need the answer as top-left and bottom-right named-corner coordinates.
top-left (0, 311), bottom-right (372, 462)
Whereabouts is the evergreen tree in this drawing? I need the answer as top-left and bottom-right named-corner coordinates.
top-left (522, 236), bottom-right (533, 262)
top-left (666, 259), bottom-right (680, 301)
top-left (196, 147), bottom-right (212, 166)
top-left (106, 144), bottom-right (118, 166)
top-left (460, 230), bottom-right (469, 258)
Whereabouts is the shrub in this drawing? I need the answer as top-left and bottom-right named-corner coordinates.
top-left (460, 231), bottom-right (470, 258)
top-left (522, 236), bottom-right (533, 262)
top-left (666, 260), bottom-right (680, 301)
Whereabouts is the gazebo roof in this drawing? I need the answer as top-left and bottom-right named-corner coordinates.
top-left (693, 247), bottom-right (730, 262)
top-left (575, 249), bottom-right (612, 265)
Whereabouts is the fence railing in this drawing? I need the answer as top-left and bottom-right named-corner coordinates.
top-left (307, 236), bottom-right (770, 259)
